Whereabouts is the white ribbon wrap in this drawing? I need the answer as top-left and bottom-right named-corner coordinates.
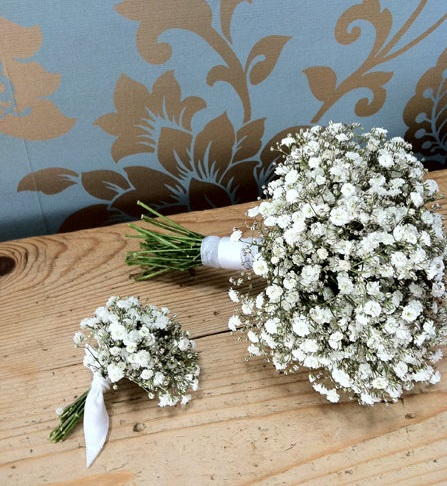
top-left (200, 236), bottom-right (258, 270)
top-left (83, 373), bottom-right (111, 467)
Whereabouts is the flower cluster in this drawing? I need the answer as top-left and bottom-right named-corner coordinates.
top-left (75, 296), bottom-right (200, 407)
top-left (228, 122), bottom-right (447, 405)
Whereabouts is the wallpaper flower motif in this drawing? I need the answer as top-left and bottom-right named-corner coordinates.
top-left (14, 0), bottom-right (447, 235)
top-left (404, 47), bottom-right (447, 169)
top-left (0, 17), bottom-right (75, 140)
top-left (19, 0), bottom-right (301, 229)
top-left (95, 71), bottom-right (206, 163)
top-left (18, 70), bottom-right (294, 230)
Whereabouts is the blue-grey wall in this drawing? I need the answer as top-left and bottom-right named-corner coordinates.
top-left (1, 0), bottom-right (446, 241)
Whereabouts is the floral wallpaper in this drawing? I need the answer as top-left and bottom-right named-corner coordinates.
top-left (0, 0), bottom-right (446, 240)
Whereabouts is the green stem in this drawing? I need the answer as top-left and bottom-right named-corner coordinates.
top-left (126, 201), bottom-right (206, 280)
top-left (49, 390), bottom-right (89, 443)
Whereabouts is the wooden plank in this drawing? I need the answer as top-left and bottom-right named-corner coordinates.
top-left (1, 333), bottom-right (446, 485)
top-left (1, 171), bottom-right (447, 486)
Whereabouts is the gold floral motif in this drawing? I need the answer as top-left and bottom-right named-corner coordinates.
top-left (220, 0), bottom-right (252, 43)
top-left (404, 48), bottom-right (447, 169)
top-left (95, 71), bottom-right (206, 164)
top-left (18, 167), bottom-right (77, 194)
top-left (0, 17), bottom-right (75, 140)
top-left (18, 0), bottom-right (293, 230)
top-left (115, 0), bottom-right (289, 123)
top-left (305, 0), bottom-right (447, 122)
top-left (18, 1), bottom-right (447, 234)
top-left (18, 67), bottom-right (304, 228)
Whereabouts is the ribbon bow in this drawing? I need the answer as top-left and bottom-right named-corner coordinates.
top-left (83, 372), bottom-right (111, 467)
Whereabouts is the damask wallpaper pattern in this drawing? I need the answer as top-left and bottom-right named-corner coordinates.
top-left (0, 0), bottom-right (446, 240)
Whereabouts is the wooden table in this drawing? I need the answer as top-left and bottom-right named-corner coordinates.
top-left (1, 171), bottom-right (447, 486)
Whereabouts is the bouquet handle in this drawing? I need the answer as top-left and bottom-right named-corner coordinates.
top-left (200, 236), bottom-right (259, 270)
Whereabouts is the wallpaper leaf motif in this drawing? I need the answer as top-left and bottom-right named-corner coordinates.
top-left (112, 166), bottom-right (183, 218)
top-left (305, 0), bottom-right (447, 122)
top-left (404, 48), bottom-right (447, 168)
top-left (206, 64), bottom-right (233, 88)
top-left (303, 66), bottom-right (337, 103)
top-left (0, 17), bottom-right (75, 140)
top-left (189, 178), bottom-right (231, 210)
top-left (194, 112), bottom-right (235, 177)
top-left (221, 160), bottom-right (259, 202)
top-left (115, 0), bottom-right (214, 65)
top-left (81, 170), bottom-right (130, 200)
top-left (157, 127), bottom-right (193, 178)
top-left (234, 118), bottom-right (265, 162)
top-left (15, 0), bottom-right (301, 231)
top-left (18, 168), bottom-right (78, 195)
top-left (335, 0), bottom-right (392, 56)
top-left (246, 35), bottom-right (291, 85)
top-left (354, 70), bottom-right (393, 116)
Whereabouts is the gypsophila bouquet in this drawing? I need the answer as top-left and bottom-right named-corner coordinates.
top-left (228, 122), bottom-right (447, 405)
top-left (50, 296), bottom-right (199, 466)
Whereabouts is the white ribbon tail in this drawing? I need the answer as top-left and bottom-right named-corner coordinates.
top-left (83, 373), bottom-right (111, 467)
top-left (200, 236), bottom-right (260, 270)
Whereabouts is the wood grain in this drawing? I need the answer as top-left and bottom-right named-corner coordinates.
top-left (1, 173), bottom-right (447, 486)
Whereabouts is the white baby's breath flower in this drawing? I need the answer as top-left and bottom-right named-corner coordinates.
top-left (430, 370), bottom-right (441, 384)
top-left (360, 393), bottom-right (375, 405)
top-left (281, 136), bottom-right (295, 147)
top-left (71, 297), bottom-right (200, 417)
top-left (266, 285), bottom-right (283, 301)
top-left (80, 317), bottom-right (98, 329)
top-left (247, 344), bottom-right (262, 356)
top-left (228, 123), bottom-right (447, 406)
top-left (378, 151), bottom-right (393, 168)
top-left (292, 315), bottom-right (311, 336)
top-left (332, 368), bottom-right (352, 388)
top-left (330, 207), bottom-right (352, 226)
top-left (228, 289), bottom-right (239, 303)
top-left (326, 389), bottom-right (340, 403)
top-left (363, 301), bottom-right (382, 318)
top-left (247, 206), bottom-right (259, 218)
top-left (109, 322), bottom-right (127, 341)
top-left (393, 361), bottom-right (408, 379)
top-left (107, 363), bottom-right (125, 383)
top-left (300, 338), bottom-right (319, 353)
top-left (329, 331), bottom-right (343, 350)
top-left (265, 318), bottom-right (279, 334)
top-left (252, 257), bottom-right (268, 276)
top-left (230, 229), bottom-right (242, 242)
top-left (401, 300), bottom-right (423, 322)
top-left (158, 393), bottom-right (176, 407)
top-left (286, 189), bottom-right (299, 204)
top-left (140, 369), bottom-right (153, 380)
top-left (410, 192), bottom-right (424, 207)
top-left (181, 394), bottom-right (192, 405)
top-left (152, 372), bottom-right (165, 386)
top-left (341, 183), bottom-right (356, 197)
top-left (228, 315), bottom-right (241, 331)
top-left (247, 330), bottom-right (259, 343)
top-left (285, 169), bottom-right (298, 185)
top-left (73, 332), bottom-right (85, 346)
